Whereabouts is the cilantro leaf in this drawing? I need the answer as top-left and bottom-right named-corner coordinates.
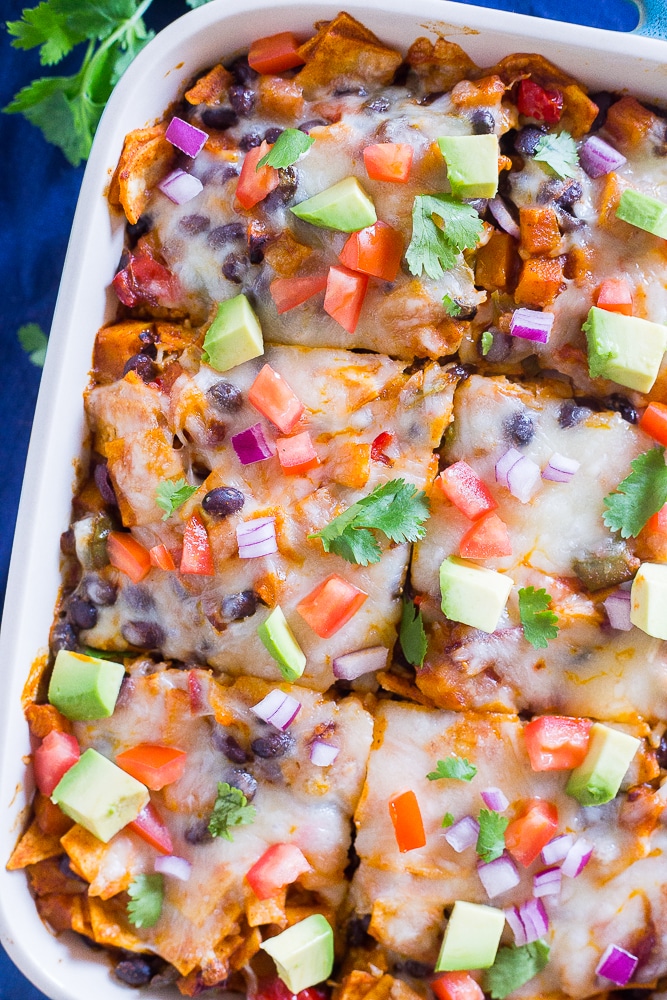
top-left (18, 323), bottom-right (48, 367)
top-left (127, 873), bottom-right (163, 928)
top-left (310, 479), bottom-right (430, 566)
top-left (51, 0), bottom-right (138, 41)
top-left (442, 812), bottom-right (455, 827)
top-left (476, 808), bottom-right (508, 863)
top-left (442, 294), bottom-right (462, 317)
top-left (603, 447), bottom-right (667, 538)
top-left (155, 478), bottom-right (198, 520)
top-left (481, 330), bottom-right (494, 356)
top-left (208, 782), bottom-right (256, 841)
top-left (399, 598), bottom-right (427, 668)
top-left (406, 194), bottom-right (483, 280)
top-left (518, 586), bottom-right (559, 649)
top-left (186, 0), bottom-right (215, 6)
top-left (257, 128), bottom-right (315, 169)
top-left (427, 756), bottom-right (477, 782)
top-left (7, 2), bottom-right (84, 65)
top-left (534, 131), bottom-right (579, 179)
top-left (484, 941), bottom-right (550, 1000)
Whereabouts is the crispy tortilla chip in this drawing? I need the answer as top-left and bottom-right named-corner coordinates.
top-left (336, 970), bottom-right (424, 1000)
top-left (185, 64), bottom-right (232, 106)
top-left (88, 895), bottom-right (147, 952)
top-left (229, 926), bottom-right (262, 970)
top-left (61, 825), bottom-right (139, 899)
top-left (376, 670), bottom-right (435, 707)
top-left (36, 893), bottom-right (85, 934)
top-left (487, 52), bottom-right (576, 89)
top-left (21, 654), bottom-right (49, 711)
top-left (561, 84), bottom-right (600, 139)
top-left (7, 820), bottom-right (63, 870)
top-left (263, 230), bottom-right (313, 277)
top-left (109, 124), bottom-right (176, 225)
top-left (93, 320), bottom-right (197, 384)
top-left (25, 703), bottom-right (72, 739)
top-left (406, 37), bottom-right (477, 94)
top-left (246, 889), bottom-right (288, 928)
top-left (27, 857), bottom-right (87, 897)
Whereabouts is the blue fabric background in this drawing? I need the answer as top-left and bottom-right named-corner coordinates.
top-left (0, 0), bottom-right (646, 995)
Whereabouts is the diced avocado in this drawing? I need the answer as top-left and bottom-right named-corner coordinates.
top-left (583, 306), bottom-right (666, 394)
top-left (439, 556), bottom-right (513, 634)
top-left (258, 606), bottom-right (306, 681)
top-left (291, 177), bottom-right (377, 232)
top-left (202, 294), bottom-right (264, 373)
top-left (631, 562), bottom-right (667, 639)
top-left (616, 188), bottom-right (667, 239)
top-left (435, 900), bottom-right (505, 972)
top-left (566, 722), bottom-right (640, 807)
top-left (51, 748), bottom-right (149, 843)
top-left (48, 649), bottom-right (125, 721)
top-left (260, 913), bottom-right (334, 993)
top-left (437, 135), bottom-right (499, 199)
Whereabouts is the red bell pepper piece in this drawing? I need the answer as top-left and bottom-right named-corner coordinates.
top-left (115, 744), bottom-right (187, 790)
top-left (338, 222), bottom-right (404, 282)
top-left (248, 364), bottom-right (305, 434)
top-left (129, 801), bottom-right (174, 854)
top-left (107, 531), bottom-right (152, 584)
top-left (269, 274), bottom-right (328, 314)
top-left (517, 79), bottom-right (563, 123)
top-left (505, 799), bottom-right (559, 867)
top-left (323, 266), bottom-right (368, 334)
top-left (524, 716), bottom-right (592, 771)
top-left (388, 790), bottom-right (426, 852)
top-left (296, 574), bottom-right (368, 638)
top-left (639, 402), bottom-right (667, 448)
top-left (33, 731), bottom-right (80, 797)
top-left (362, 142), bottom-right (414, 183)
top-left (246, 843), bottom-right (312, 899)
top-left (180, 514), bottom-right (214, 575)
top-left (438, 461), bottom-right (498, 521)
top-left (459, 513), bottom-right (512, 559)
top-left (236, 141), bottom-right (280, 210)
top-left (248, 32), bottom-right (306, 74)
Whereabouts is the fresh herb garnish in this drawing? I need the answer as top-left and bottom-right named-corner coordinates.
top-left (481, 330), bottom-right (494, 357)
top-left (483, 941), bottom-right (550, 999)
top-left (476, 808), bottom-right (508, 863)
top-left (127, 873), bottom-right (163, 928)
top-left (310, 478), bottom-right (430, 566)
top-left (533, 131), bottom-right (579, 179)
top-left (603, 447), bottom-right (667, 538)
top-left (442, 812), bottom-right (455, 827)
top-left (518, 586), bottom-right (559, 649)
top-left (18, 323), bottom-right (48, 367)
top-left (257, 128), bottom-right (315, 169)
top-left (406, 194), bottom-right (483, 280)
top-left (155, 478), bottom-right (198, 520)
top-left (208, 781), bottom-right (256, 841)
top-left (399, 597), bottom-right (427, 668)
top-left (427, 756), bottom-right (477, 782)
top-left (442, 294), bottom-right (463, 317)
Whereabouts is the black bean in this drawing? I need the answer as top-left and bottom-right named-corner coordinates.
top-left (228, 55), bottom-right (257, 86)
top-left (179, 213), bottom-right (210, 235)
top-left (93, 463), bottom-right (117, 505)
top-left (214, 732), bottom-right (249, 763)
top-left (239, 131), bottom-right (262, 151)
top-left (125, 214), bottom-right (152, 248)
top-left (222, 252), bottom-right (248, 283)
top-left (558, 399), bottom-right (591, 428)
top-left (138, 328), bottom-right (158, 346)
top-left (419, 90), bottom-right (446, 105)
top-left (229, 769), bottom-right (258, 801)
top-left (556, 180), bottom-right (582, 208)
top-left (138, 341), bottom-right (158, 360)
top-left (114, 957), bottom-right (154, 987)
top-left (248, 231), bottom-right (270, 265)
top-left (51, 621), bottom-right (78, 653)
top-left (264, 126), bottom-right (284, 144)
top-left (264, 167), bottom-right (298, 210)
top-left (334, 85), bottom-right (367, 96)
top-left (184, 818), bottom-right (213, 844)
top-left (481, 330), bottom-right (513, 364)
top-left (298, 118), bottom-right (329, 133)
top-left (123, 585), bottom-right (155, 612)
top-left (403, 961), bottom-right (433, 978)
top-left (81, 574), bottom-right (117, 607)
top-left (520, 354), bottom-right (542, 378)
top-left (221, 590), bottom-right (257, 621)
top-left (465, 198), bottom-right (487, 217)
top-left (121, 620), bottom-right (164, 649)
top-left (251, 731), bottom-right (294, 759)
top-left (229, 85), bottom-right (255, 116)
top-left (202, 486), bottom-right (245, 517)
top-left (201, 106), bottom-right (238, 131)
top-left (470, 109), bottom-right (495, 135)
top-left (392, 61), bottom-right (410, 86)
top-left (207, 380), bottom-right (243, 412)
top-left (514, 125), bottom-right (546, 157)
top-left (555, 207), bottom-right (585, 233)
top-left (656, 732), bottom-right (667, 770)
top-left (448, 363), bottom-right (477, 381)
top-left (123, 353), bottom-right (157, 382)
top-left (504, 410), bottom-right (535, 445)
top-left (347, 914), bottom-right (371, 947)
top-left (206, 420), bottom-right (227, 447)
top-left (589, 91), bottom-right (615, 133)
top-left (67, 594), bottom-right (98, 630)
top-left (364, 95), bottom-right (390, 113)
top-left (207, 222), bottom-right (245, 250)
top-left (606, 393), bottom-right (639, 424)
top-left (60, 529), bottom-right (76, 556)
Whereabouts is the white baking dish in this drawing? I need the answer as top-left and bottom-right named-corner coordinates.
top-left (1, 1), bottom-right (667, 996)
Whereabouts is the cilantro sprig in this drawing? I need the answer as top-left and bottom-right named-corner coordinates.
top-left (309, 479), bottom-right (430, 566)
top-left (476, 808), bottom-right (508, 863)
top-left (257, 128), bottom-right (315, 169)
top-left (603, 447), bottom-right (667, 538)
top-left (518, 586), bottom-right (559, 649)
top-left (18, 323), bottom-right (48, 367)
top-left (406, 194), bottom-right (483, 280)
top-left (155, 478), bottom-right (198, 520)
top-left (483, 941), bottom-right (550, 999)
top-left (399, 598), bottom-right (427, 668)
top-left (127, 873), bottom-right (163, 928)
top-left (533, 131), bottom-right (579, 179)
top-left (427, 756), bottom-right (477, 782)
top-left (208, 782), bottom-right (256, 841)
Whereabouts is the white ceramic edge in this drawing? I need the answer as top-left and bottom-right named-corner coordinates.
top-left (1, 2), bottom-right (667, 997)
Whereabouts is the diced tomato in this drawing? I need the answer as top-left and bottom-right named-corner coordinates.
top-left (129, 801), bottom-right (174, 854)
top-left (371, 431), bottom-right (394, 465)
top-left (276, 431), bottom-right (319, 475)
top-left (248, 364), bottom-right (305, 434)
top-left (323, 266), bottom-right (368, 334)
top-left (34, 792), bottom-right (73, 837)
top-left (459, 513), bottom-right (512, 559)
top-left (107, 531), bottom-right (152, 583)
top-left (245, 843), bottom-right (312, 899)
top-left (524, 716), bottom-right (592, 771)
top-left (505, 799), bottom-right (559, 868)
top-left (517, 79), bottom-right (563, 123)
top-left (236, 141), bottom-right (280, 210)
top-left (115, 744), bottom-right (187, 790)
top-left (149, 543), bottom-right (176, 571)
top-left (247, 32), bottom-right (306, 74)
top-left (362, 142), bottom-right (414, 184)
top-left (388, 790), bottom-right (426, 853)
top-left (112, 248), bottom-right (180, 308)
top-left (639, 402), bottom-right (667, 448)
top-left (437, 461), bottom-right (498, 521)
top-left (296, 574), bottom-right (368, 638)
top-left (180, 514), bottom-right (214, 575)
top-left (33, 731), bottom-right (80, 797)
top-left (596, 278), bottom-right (633, 316)
top-left (338, 222), bottom-right (404, 282)
top-left (648, 502), bottom-right (667, 533)
top-left (432, 972), bottom-right (485, 1000)
top-left (255, 977), bottom-right (329, 1000)
top-left (269, 274), bottom-right (328, 314)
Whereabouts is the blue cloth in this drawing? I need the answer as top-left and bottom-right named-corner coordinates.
top-left (0, 0), bottom-right (651, 995)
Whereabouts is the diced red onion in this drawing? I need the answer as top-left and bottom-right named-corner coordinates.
top-left (481, 787), bottom-right (509, 812)
top-left (237, 517), bottom-right (277, 559)
top-left (309, 740), bottom-right (340, 767)
top-left (510, 308), bottom-right (554, 344)
top-left (518, 897), bottom-right (549, 944)
top-left (165, 116), bottom-right (208, 158)
top-left (542, 452), bottom-right (580, 483)
top-left (237, 516), bottom-right (275, 539)
top-left (332, 646), bottom-right (388, 680)
top-left (477, 854), bottom-right (520, 899)
top-left (604, 589), bottom-right (632, 631)
top-left (158, 168), bottom-right (204, 205)
top-left (444, 815), bottom-right (480, 853)
top-left (489, 196), bottom-right (521, 240)
top-left (251, 690), bottom-right (301, 731)
top-left (232, 424), bottom-right (273, 465)
top-left (504, 906), bottom-right (528, 947)
top-left (580, 136), bottom-right (627, 179)
top-left (541, 833), bottom-right (574, 866)
top-left (595, 944), bottom-right (638, 987)
top-left (495, 448), bottom-right (541, 503)
top-left (533, 865), bottom-right (562, 898)
top-left (238, 536), bottom-right (278, 559)
top-left (561, 837), bottom-right (593, 878)
top-left (154, 855), bottom-right (192, 881)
